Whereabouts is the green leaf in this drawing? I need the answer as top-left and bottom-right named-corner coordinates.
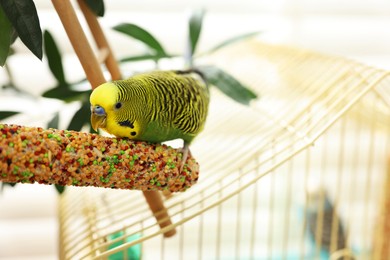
top-left (202, 31), bottom-right (261, 55)
top-left (85, 0), bottom-right (105, 17)
top-left (199, 66), bottom-right (258, 105)
top-left (0, 111), bottom-right (19, 120)
top-left (44, 30), bottom-right (66, 85)
top-left (43, 86), bottom-right (90, 103)
top-left (189, 9), bottom-right (205, 56)
top-left (48, 112), bottom-right (59, 129)
top-left (120, 53), bottom-right (174, 63)
top-left (54, 184), bottom-right (66, 195)
top-left (67, 101), bottom-right (91, 131)
top-left (0, 6), bottom-right (12, 66)
top-left (0, 0), bottom-right (42, 60)
top-left (113, 23), bottom-right (167, 56)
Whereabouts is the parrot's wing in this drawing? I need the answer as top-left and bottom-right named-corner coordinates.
top-left (169, 71), bottom-right (209, 140)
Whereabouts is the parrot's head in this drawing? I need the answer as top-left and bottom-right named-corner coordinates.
top-left (90, 82), bottom-right (138, 138)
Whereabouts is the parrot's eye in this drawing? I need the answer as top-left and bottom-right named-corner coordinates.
top-left (115, 102), bottom-right (122, 109)
top-left (93, 105), bottom-right (105, 115)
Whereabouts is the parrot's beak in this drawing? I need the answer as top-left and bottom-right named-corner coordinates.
top-left (91, 105), bottom-right (107, 131)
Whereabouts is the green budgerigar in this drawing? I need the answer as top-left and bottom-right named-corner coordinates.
top-left (90, 70), bottom-right (209, 171)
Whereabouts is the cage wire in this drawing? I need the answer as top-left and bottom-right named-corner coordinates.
top-left (58, 41), bottom-right (390, 260)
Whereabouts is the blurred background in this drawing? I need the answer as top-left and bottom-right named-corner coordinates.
top-left (1, 0), bottom-right (390, 259)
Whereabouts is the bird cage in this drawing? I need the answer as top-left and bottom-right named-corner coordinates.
top-left (58, 39), bottom-right (390, 260)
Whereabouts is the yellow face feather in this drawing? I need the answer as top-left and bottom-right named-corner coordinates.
top-left (90, 83), bottom-right (117, 113)
top-left (90, 82), bottom-right (141, 138)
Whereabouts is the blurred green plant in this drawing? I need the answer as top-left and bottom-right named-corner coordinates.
top-left (0, 1), bottom-right (260, 193)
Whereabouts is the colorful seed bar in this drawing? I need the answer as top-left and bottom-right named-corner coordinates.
top-left (0, 124), bottom-right (199, 192)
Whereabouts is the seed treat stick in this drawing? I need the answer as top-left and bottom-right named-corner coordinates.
top-left (0, 124), bottom-right (199, 192)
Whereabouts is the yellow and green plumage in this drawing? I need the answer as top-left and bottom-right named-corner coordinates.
top-left (90, 70), bottom-right (209, 169)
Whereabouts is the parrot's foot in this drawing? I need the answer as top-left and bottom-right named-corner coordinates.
top-left (180, 143), bottom-right (191, 173)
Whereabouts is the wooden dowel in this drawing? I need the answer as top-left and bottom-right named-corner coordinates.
top-left (51, 0), bottom-right (106, 89)
top-left (143, 191), bottom-right (177, 237)
top-left (77, 0), bottom-right (122, 81)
